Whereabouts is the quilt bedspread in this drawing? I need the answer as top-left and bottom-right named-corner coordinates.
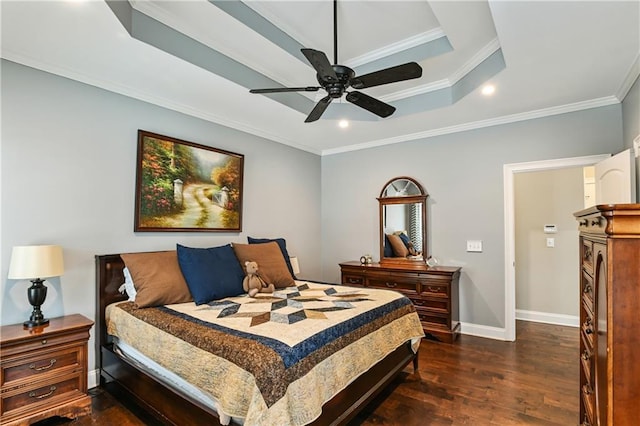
top-left (106, 281), bottom-right (424, 425)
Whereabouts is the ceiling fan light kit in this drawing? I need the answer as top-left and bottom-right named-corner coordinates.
top-left (249, 0), bottom-right (423, 123)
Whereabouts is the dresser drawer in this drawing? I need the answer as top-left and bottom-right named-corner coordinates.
top-left (1, 373), bottom-right (82, 417)
top-left (416, 309), bottom-right (450, 329)
top-left (581, 272), bottom-right (594, 313)
top-left (418, 282), bottom-right (449, 298)
top-left (581, 383), bottom-right (595, 426)
top-left (411, 297), bottom-right (449, 313)
top-left (2, 347), bottom-right (82, 388)
top-left (581, 307), bottom-right (595, 349)
top-left (367, 277), bottom-right (418, 295)
top-left (581, 239), bottom-right (594, 275)
top-left (342, 274), bottom-right (365, 287)
top-left (580, 334), bottom-right (594, 385)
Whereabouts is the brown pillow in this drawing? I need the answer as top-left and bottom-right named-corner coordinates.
top-left (232, 241), bottom-right (295, 288)
top-left (387, 234), bottom-right (409, 257)
top-left (121, 251), bottom-right (192, 308)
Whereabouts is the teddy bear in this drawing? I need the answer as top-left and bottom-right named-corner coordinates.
top-left (242, 261), bottom-right (275, 297)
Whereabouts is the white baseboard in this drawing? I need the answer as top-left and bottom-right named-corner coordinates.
top-left (516, 309), bottom-right (579, 327)
top-left (460, 322), bottom-right (509, 341)
top-left (88, 369), bottom-right (99, 389)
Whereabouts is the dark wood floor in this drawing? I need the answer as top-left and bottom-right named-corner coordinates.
top-left (35, 321), bottom-right (578, 426)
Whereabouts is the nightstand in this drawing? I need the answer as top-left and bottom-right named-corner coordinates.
top-left (1, 314), bottom-right (94, 425)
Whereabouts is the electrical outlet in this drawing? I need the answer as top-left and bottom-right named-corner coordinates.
top-left (466, 240), bottom-right (483, 252)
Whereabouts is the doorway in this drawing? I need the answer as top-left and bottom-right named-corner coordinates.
top-left (503, 154), bottom-right (610, 341)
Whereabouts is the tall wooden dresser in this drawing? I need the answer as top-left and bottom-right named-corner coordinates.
top-left (574, 204), bottom-right (640, 426)
top-left (339, 261), bottom-right (461, 343)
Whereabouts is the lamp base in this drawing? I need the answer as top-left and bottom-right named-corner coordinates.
top-left (24, 278), bottom-right (49, 329)
top-left (24, 318), bottom-right (50, 328)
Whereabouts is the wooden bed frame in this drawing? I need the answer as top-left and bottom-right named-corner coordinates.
top-left (96, 253), bottom-right (418, 425)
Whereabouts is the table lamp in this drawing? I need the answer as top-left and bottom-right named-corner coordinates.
top-left (8, 245), bottom-right (64, 327)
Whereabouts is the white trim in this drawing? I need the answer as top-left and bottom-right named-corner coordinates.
top-left (616, 53), bottom-right (640, 102)
top-left (345, 29), bottom-right (446, 68)
top-left (323, 97), bottom-right (619, 155)
top-left (460, 322), bottom-right (508, 341)
top-left (449, 38), bottom-right (501, 85)
top-left (502, 154), bottom-right (611, 341)
top-left (88, 368), bottom-right (99, 389)
top-left (515, 309), bottom-right (579, 327)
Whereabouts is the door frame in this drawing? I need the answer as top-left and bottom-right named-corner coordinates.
top-left (503, 154), bottom-right (610, 341)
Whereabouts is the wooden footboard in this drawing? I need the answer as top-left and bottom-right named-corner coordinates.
top-left (95, 254), bottom-right (417, 425)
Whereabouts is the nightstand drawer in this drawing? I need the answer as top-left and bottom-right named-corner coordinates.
top-left (1, 373), bottom-right (82, 417)
top-left (2, 347), bottom-right (82, 387)
top-left (1, 329), bottom-right (89, 358)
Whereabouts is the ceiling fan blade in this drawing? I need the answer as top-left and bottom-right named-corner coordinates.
top-left (346, 91), bottom-right (396, 118)
top-left (350, 62), bottom-right (422, 89)
top-left (250, 86), bottom-right (320, 94)
top-left (301, 48), bottom-right (338, 82)
top-left (305, 96), bottom-right (332, 123)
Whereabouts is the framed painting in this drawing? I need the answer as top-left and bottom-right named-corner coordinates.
top-left (134, 130), bottom-right (244, 232)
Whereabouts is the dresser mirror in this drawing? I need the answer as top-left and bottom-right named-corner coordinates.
top-left (378, 177), bottom-right (428, 264)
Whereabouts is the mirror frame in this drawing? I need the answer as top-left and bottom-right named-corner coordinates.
top-left (378, 176), bottom-right (428, 265)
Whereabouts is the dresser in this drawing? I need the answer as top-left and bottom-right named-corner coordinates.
top-left (0, 314), bottom-right (94, 425)
top-left (340, 261), bottom-right (461, 343)
top-left (574, 204), bottom-right (640, 426)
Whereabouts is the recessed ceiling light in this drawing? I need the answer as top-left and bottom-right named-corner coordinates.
top-left (481, 85), bottom-right (496, 96)
top-left (338, 120), bottom-right (349, 129)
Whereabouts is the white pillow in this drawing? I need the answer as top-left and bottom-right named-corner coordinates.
top-left (121, 267), bottom-right (137, 301)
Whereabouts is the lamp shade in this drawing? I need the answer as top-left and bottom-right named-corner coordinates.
top-left (290, 256), bottom-right (301, 275)
top-left (8, 245), bottom-right (64, 279)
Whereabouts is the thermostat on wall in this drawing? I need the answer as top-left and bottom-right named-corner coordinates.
top-left (544, 224), bottom-right (557, 234)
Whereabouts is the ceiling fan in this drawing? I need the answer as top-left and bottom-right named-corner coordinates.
top-left (249, 0), bottom-right (423, 123)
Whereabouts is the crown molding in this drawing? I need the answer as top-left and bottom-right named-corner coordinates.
top-left (449, 38), bottom-right (501, 85)
top-left (345, 28), bottom-right (446, 68)
top-left (616, 53), bottom-right (639, 101)
top-left (322, 96), bottom-right (620, 156)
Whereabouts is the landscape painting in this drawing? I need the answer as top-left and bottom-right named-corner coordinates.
top-left (134, 130), bottom-right (244, 232)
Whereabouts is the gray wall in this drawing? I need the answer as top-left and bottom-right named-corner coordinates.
top-left (514, 168), bottom-right (583, 317)
top-left (0, 60), bottom-right (322, 370)
top-left (622, 76), bottom-right (640, 200)
top-left (321, 106), bottom-right (623, 329)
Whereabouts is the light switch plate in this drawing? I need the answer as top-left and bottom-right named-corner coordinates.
top-left (546, 237), bottom-right (555, 248)
top-left (466, 240), bottom-right (483, 252)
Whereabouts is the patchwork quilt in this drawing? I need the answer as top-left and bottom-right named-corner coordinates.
top-left (107, 281), bottom-right (424, 425)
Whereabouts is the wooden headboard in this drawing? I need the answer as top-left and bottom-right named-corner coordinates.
top-left (94, 254), bottom-right (128, 369)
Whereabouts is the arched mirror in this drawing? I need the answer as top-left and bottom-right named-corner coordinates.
top-left (378, 177), bottom-right (428, 264)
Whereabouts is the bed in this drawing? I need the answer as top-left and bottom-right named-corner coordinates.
top-left (96, 251), bottom-right (424, 425)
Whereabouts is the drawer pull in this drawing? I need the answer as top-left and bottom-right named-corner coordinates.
top-left (30, 359), bottom-right (56, 371)
top-left (385, 282), bottom-right (397, 288)
top-left (427, 286), bottom-right (441, 293)
top-left (580, 219), bottom-right (588, 227)
top-left (590, 218), bottom-right (601, 227)
top-left (584, 317), bottom-right (593, 334)
top-left (583, 284), bottom-right (592, 294)
top-left (41, 339), bottom-right (47, 345)
top-left (347, 278), bottom-right (361, 284)
top-left (29, 386), bottom-right (56, 399)
top-left (582, 384), bottom-right (593, 395)
top-left (581, 350), bottom-right (591, 361)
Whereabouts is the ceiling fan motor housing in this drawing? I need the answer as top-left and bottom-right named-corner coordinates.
top-left (318, 65), bottom-right (355, 98)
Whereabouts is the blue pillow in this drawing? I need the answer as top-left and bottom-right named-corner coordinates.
top-left (398, 233), bottom-right (412, 248)
top-left (176, 244), bottom-right (245, 305)
top-left (384, 235), bottom-right (394, 257)
top-left (248, 237), bottom-right (296, 279)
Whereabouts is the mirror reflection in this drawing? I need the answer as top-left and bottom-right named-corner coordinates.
top-left (379, 177), bottom-right (428, 264)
